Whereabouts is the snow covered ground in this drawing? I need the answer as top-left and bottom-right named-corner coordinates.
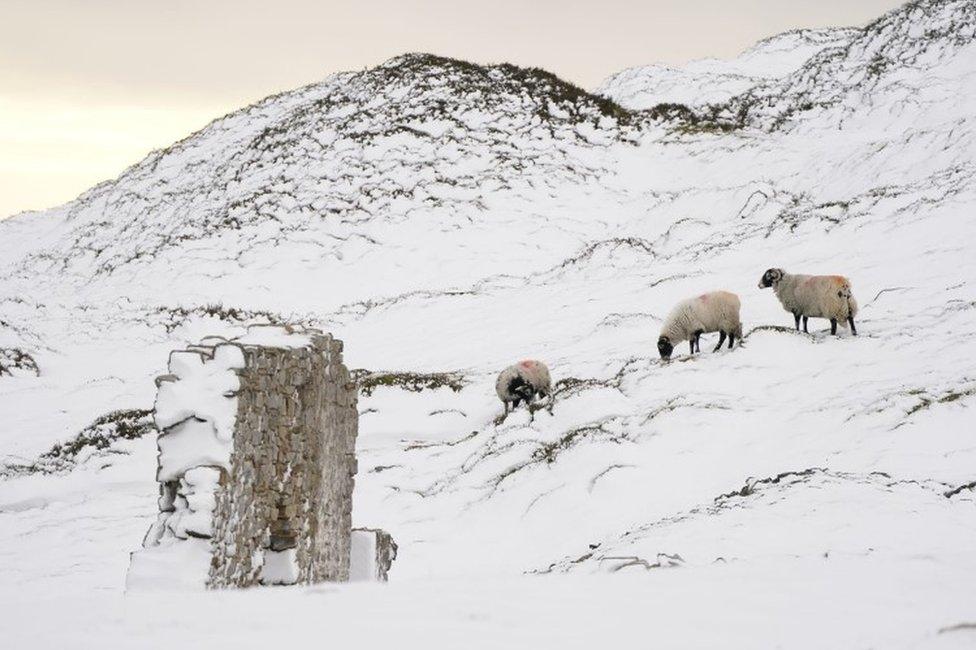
top-left (597, 27), bottom-right (858, 109)
top-left (1, 0), bottom-right (975, 647)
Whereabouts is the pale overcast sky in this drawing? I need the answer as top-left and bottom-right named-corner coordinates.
top-left (0, 0), bottom-right (906, 218)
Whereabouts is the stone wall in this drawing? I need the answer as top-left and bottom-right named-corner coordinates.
top-left (207, 330), bottom-right (358, 587)
top-left (130, 325), bottom-right (378, 590)
top-left (350, 528), bottom-right (399, 582)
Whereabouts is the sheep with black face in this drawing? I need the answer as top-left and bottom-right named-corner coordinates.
top-left (657, 291), bottom-right (742, 360)
top-left (495, 360), bottom-right (553, 422)
top-left (758, 268), bottom-right (859, 335)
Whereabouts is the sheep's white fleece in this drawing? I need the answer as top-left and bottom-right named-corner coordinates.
top-left (773, 273), bottom-right (858, 324)
top-left (660, 291), bottom-right (742, 343)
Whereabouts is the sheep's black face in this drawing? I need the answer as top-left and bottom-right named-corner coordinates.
top-left (759, 268), bottom-right (783, 289)
top-left (657, 336), bottom-right (673, 360)
top-left (507, 376), bottom-right (535, 402)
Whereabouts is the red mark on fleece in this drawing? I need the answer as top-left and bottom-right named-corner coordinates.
top-left (698, 294), bottom-right (709, 302)
top-left (519, 360), bottom-right (537, 369)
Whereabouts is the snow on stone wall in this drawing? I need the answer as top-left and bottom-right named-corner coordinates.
top-left (129, 325), bottom-right (368, 589)
top-left (350, 528), bottom-right (398, 582)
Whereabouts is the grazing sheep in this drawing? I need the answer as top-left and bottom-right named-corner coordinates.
top-left (657, 291), bottom-right (742, 360)
top-left (495, 360), bottom-right (553, 421)
top-left (758, 268), bottom-right (859, 335)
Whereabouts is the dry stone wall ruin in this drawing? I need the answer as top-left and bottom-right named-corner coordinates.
top-left (128, 325), bottom-right (394, 589)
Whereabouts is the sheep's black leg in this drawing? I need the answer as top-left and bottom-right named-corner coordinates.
top-left (728, 331), bottom-right (735, 349)
top-left (848, 316), bottom-right (857, 336)
top-left (694, 330), bottom-right (703, 353)
top-left (713, 331), bottom-right (727, 352)
top-left (512, 397), bottom-right (521, 409)
top-left (688, 338), bottom-right (696, 354)
top-left (793, 312), bottom-right (801, 330)
top-left (830, 318), bottom-right (838, 335)
top-left (802, 316), bottom-right (809, 333)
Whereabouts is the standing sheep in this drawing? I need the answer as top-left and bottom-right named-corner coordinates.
top-left (495, 360), bottom-right (553, 422)
top-left (758, 268), bottom-right (858, 335)
top-left (657, 291), bottom-right (742, 360)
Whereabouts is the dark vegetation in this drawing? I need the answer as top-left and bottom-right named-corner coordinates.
top-left (641, 102), bottom-right (744, 134)
top-left (530, 423), bottom-right (617, 465)
top-left (368, 53), bottom-right (635, 129)
top-left (155, 303), bottom-right (294, 333)
top-left (0, 348), bottom-right (39, 377)
top-left (352, 369), bottom-right (467, 397)
top-left (0, 409), bottom-right (154, 478)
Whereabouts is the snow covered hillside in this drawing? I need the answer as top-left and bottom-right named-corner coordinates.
top-left (597, 27), bottom-right (858, 109)
top-left (1, 0), bottom-right (975, 647)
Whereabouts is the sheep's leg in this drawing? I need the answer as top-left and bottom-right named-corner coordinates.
top-left (848, 316), bottom-right (857, 336)
top-left (793, 312), bottom-right (801, 330)
top-left (802, 316), bottom-right (809, 333)
top-left (728, 331), bottom-right (735, 349)
top-left (542, 390), bottom-right (554, 414)
top-left (694, 330), bottom-right (703, 353)
top-left (830, 318), bottom-right (838, 335)
top-left (713, 331), bottom-right (727, 352)
top-left (527, 390), bottom-right (551, 421)
top-left (688, 338), bottom-right (696, 354)
top-left (512, 397), bottom-right (521, 409)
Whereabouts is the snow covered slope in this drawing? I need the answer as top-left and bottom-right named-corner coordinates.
top-left (597, 28), bottom-right (858, 109)
top-left (1, 0), bottom-right (975, 647)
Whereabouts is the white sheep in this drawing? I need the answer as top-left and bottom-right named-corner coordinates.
top-left (495, 360), bottom-right (553, 421)
top-left (758, 268), bottom-right (859, 335)
top-left (657, 291), bottom-right (742, 360)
